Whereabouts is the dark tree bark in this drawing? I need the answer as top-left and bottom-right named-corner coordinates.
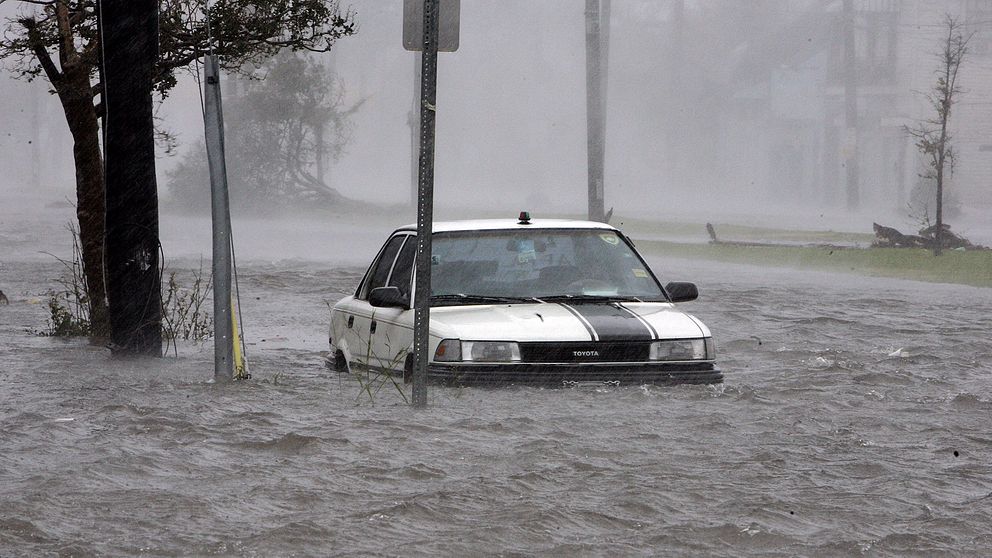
top-left (21, 8), bottom-right (110, 338)
top-left (60, 68), bottom-right (110, 338)
top-left (101, 0), bottom-right (162, 355)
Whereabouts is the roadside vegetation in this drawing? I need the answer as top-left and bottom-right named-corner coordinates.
top-left (45, 225), bottom-right (214, 339)
top-left (47, 266), bottom-right (214, 341)
top-left (43, 223), bottom-right (91, 336)
top-left (636, 238), bottom-right (992, 289)
top-left (616, 217), bottom-right (876, 246)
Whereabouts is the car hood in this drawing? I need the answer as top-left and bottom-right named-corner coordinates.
top-left (430, 302), bottom-right (708, 342)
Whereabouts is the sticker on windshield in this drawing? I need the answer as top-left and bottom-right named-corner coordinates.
top-left (517, 240), bottom-right (536, 263)
top-left (600, 233), bottom-right (620, 245)
top-left (431, 255), bottom-right (440, 265)
top-left (632, 268), bottom-right (648, 278)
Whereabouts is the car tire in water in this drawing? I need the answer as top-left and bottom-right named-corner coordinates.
top-left (403, 354), bottom-right (414, 384)
top-left (333, 350), bottom-right (348, 373)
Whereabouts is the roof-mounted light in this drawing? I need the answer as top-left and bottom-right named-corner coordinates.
top-left (518, 211), bottom-right (532, 225)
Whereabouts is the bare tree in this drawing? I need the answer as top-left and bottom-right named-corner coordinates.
top-left (905, 14), bottom-right (971, 256)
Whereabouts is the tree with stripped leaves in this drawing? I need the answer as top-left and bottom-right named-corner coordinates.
top-left (905, 14), bottom-right (971, 256)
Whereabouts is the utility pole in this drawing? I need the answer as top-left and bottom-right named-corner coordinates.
top-left (585, 0), bottom-right (606, 222)
top-left (315, 120), bottom-right (326, 186)
top-left (671, 0), bottom-right (684, 84)
top-left (316, 51), bottom-right (337, 188)
top-left (669, 0), bottom-right (684, 185)
top-left (843, 0), bottom-right (860, 210)
top-left (601, 0), bottom-right (611, 124)
top-left (30, 82), bottom-right (41, 190)
top-left (99, 0), bottom-right (162, 356)
top-left (203, 54), bottom-right (235, 381)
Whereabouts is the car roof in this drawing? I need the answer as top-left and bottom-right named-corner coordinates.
top-left (395, 218), bottom-right (619, 234)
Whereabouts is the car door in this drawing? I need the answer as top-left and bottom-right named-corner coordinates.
top-left (370, 234), bottom-right (416, 374)
top-left (346, 234), bottom-right (406, 368)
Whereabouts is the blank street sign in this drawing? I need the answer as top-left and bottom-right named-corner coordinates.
top-left (403, 0), bottom-right (460, 52)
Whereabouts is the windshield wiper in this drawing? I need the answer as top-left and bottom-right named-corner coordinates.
top-left (431, 294), bottom-right (539, 304)
top-left (536, 294), bottom-right (645, 303)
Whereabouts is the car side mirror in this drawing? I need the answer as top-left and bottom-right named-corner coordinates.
top-left (665, 282), bottom-right (698, 303)
top-left (369, 286), bottom-right (409, 309)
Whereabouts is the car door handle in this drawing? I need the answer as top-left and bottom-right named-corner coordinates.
top-left (347, 316), bottom-right (354, 328)
top-left (370, 320), bottom-right (377, 334)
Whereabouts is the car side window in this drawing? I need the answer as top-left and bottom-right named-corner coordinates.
top-left (388, 235), bottom-right (416, 300)
top-left (360, 235), bottom-right (405, 300)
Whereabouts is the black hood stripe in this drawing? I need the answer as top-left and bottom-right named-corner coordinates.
top-left (560, 303), bottom-right (654, 341)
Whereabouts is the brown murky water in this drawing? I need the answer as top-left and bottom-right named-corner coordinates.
top-left (2, 213), bottom-right (992, 556)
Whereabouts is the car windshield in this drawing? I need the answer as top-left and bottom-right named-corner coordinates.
top-left (428, 229), bottom-right (666, 302)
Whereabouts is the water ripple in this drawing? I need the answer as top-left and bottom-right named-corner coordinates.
top-left (2, 256), bottom-right (991, 555)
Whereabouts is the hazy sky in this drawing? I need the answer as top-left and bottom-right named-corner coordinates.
top-left (158, 1), bottom-right (598, 214)
top-left (2, 1), bottom-right (990, 235)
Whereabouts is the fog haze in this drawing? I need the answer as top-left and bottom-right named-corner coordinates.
top-left (3, 0), bottom-right (991, 239)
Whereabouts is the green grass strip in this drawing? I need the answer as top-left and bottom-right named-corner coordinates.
top-left (635, 239), bottom-right (992, 288)
top-left (616, 217), bottom-right (876, 245)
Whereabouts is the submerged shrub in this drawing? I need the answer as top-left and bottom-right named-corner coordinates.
top-left (45, 290), bottom-right (90, 337)
top-left (43, 226), bottom-right (213, 344)
top-left (161, 265), bottom-right (213, 343)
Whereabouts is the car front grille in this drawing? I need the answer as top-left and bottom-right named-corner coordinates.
top-left (518, 341), bottom-right (651, 363)
top-left (428, 362), bottom-right (722, 386)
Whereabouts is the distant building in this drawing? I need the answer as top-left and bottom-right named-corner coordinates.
top-left (716, 0), bottom-right (992, 212)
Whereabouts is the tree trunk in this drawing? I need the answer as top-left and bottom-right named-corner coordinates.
top-left (57, 67), bottom-right (110, 338)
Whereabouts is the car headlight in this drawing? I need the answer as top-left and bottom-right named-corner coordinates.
top-left (463, 341), bottom-right (521, 362)
top-left (649, 338), bottom-right (713, 361)
top-left (433, 340), bottom-right (522, 362)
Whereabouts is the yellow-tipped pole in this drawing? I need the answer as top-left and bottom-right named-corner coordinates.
top-left (232, 298), bottom-right (247, 379)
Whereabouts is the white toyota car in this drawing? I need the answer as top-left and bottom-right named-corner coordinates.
top-left (328, 214), bottom-right (721, 386)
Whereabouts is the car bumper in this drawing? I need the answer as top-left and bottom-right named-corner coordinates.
top-left (427, 362), bottom-right (722, 386)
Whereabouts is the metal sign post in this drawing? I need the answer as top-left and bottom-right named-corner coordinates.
top-left (404, 0), bottom-right (458, 408)
top-left (203, 54), bottom-right (234, 382)
top-left (410, 0), bottom-right (441, 409)
top-left (405, 0), bottom-right (458, 209)
top-left (403, 0), bottom-right (460, 52)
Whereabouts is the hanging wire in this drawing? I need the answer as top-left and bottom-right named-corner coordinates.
top-left (194, 0), bottom-right (214, 118)
top-left (194, 57), bottom-right (205, 116)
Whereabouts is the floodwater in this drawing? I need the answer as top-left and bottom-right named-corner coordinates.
top-left (2, 209), bottom-right (991, 556)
